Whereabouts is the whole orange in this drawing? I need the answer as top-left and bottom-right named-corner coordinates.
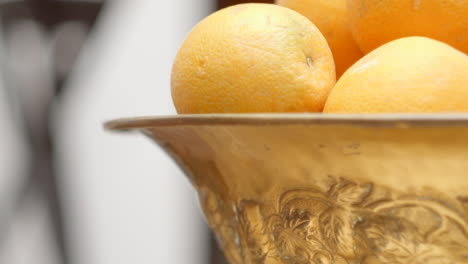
top-left (323, 37), bottom-right (468, 113)
top-left (348, 0), bottom-right (468, 54)
top-left (171, 3), bottom-right (335, 114)
top-left (276, 0), bottom-right (363, 77)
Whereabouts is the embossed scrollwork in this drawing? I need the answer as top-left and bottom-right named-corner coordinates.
top-left (200, 177), bottom-right (468, 264)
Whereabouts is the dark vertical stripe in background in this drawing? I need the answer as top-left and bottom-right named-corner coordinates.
top-left (218, 0), bottom-right (274, 9)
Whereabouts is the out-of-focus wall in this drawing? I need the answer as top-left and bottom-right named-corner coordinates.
top-left (0, 43), bottom-right (46, 264)
top-left (54, 1), bottom-right (213, 263)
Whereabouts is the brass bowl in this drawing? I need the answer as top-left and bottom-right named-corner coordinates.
top-left (106, 114), bottom-right (468, 264)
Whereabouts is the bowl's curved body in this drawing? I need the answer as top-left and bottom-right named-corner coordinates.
top-left (106, 114), bottom-right (468, 264)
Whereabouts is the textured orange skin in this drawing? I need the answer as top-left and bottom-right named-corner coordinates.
top-left (324, 37), bottom-right (468, 113)
top-left (276, 0), bottom-right (363, 78)
top-left (348, 0), bottom-right (468, 54)
top-left (171, 3), bottom-right (336, 114)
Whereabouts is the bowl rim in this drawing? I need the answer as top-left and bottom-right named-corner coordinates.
top-left (104, 113), bottom-right (468, 130)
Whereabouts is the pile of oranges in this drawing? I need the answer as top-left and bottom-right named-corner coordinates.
top-left (171, 1), bottom-right (468, 114)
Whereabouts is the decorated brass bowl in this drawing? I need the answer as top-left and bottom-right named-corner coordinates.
top-left (105, 114), bottom-right (468, 264)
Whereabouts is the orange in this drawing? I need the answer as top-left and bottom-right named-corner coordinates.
top-left (323, 37), bottom-right (468, 113)
top-left (171, 3), bottom-right (335, 114)
top-left (276, 0), bottom-right (363, 78)
top-left (348, 0), bottom-right (468, 54)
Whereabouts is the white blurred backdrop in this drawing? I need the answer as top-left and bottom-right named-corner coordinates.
top-left (0, 0), bottom-right (215, 263)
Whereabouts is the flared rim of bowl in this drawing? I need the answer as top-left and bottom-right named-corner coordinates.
top-left (104, 113), bottom-right (468, 131)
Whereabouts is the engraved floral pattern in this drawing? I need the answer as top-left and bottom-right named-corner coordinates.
top-left (200, 177), bottom-right (468, 264)
top-left (265, 178), bottom-right (371, 263)
top-left (199, 188), bottom-right (243, 264)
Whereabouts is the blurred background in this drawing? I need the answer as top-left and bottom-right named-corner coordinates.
top-left (0, 0), bottom-right (274, 264)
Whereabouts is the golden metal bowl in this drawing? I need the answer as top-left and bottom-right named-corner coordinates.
top-left (106, 114), bottom-right (468, 264)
